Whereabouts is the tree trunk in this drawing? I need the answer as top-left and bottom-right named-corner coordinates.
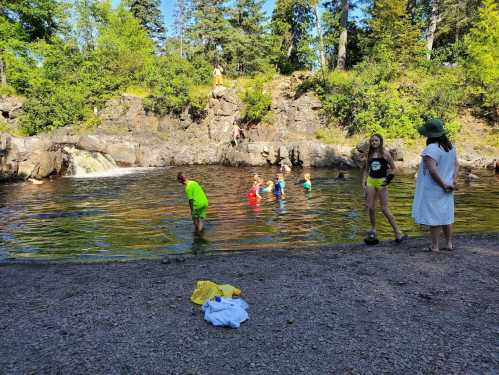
top-left (426, 0), bottom-right (439, 60)
top-left (336, 0), bottom-right (349, 70)
top-left (0, 57), bottom-right (6, 86)
top-left (180, 32), bottom-right (183, 58)
top-left (313, 3), bottom-right (326, 71)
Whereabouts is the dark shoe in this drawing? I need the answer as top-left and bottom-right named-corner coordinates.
top-left (364, 231), bottom-right (379, 245)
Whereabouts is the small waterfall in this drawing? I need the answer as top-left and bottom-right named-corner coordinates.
top-left (64, 146), bottom-right (118, 177)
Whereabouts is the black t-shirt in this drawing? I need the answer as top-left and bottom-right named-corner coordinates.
top-left (368, 158), bottom-right (389, 178)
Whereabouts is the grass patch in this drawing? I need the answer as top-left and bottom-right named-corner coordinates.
top-left (123, 85), bottom-right (151, 98)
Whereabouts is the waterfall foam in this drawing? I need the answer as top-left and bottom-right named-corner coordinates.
top-left (63, 147), bottom-right (153, 178)
top-left (64, 146), bottom-right (119, 177)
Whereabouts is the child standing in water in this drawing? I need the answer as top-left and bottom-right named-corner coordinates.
top-left (273, 174), bottom-right (286, 199)
top-left (362, 134), bottom-right (406, 244)
top-left (247, 178), bottom-right (262, 199)
top-left (303, 173), bottom-right (312, 191)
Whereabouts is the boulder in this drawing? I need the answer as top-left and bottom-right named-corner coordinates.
top-left (0, 96), bottom-right (25, 120)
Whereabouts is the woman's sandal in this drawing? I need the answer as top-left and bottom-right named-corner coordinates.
top-left (364, 231), bottom-right (379, 245)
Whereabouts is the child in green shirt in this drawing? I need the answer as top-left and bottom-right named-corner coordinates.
top-left (177, 172), bottom-right (209, 234)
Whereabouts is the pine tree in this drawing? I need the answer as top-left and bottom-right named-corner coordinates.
top-left (271, 0), bottom-right (314, 74)
top-left (225, 0), bottom-right (271, 75)
top-left (187, 0), bottom-right (228, 64)
top-left (126, 0), bottom-right (166, 47)
top-left (366, 0), bottom-right (424, 64)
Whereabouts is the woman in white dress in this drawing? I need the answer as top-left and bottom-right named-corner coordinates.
top-left (412, 119), bottom-right (459, 252)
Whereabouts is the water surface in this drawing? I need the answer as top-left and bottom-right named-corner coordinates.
top-left (1, 166), bottom-right (497, 261)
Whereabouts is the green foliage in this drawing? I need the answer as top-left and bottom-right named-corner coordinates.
top-left (0, 84), bottom-right (16, 96)
top-left (313, 63), bottom-right (464, 138)
top-left (240, 74), bottom-right (272, 124)
top-left (20, 82), bottom-right (88, 135)
top-left (0, 0), bottom-right (69, 42)
top-left (224, 0), bottom-right (273, 76)
top-left (464, 0), bottom-right (499, 121)
top-left (187, 0), bottom-right (229, 64)
top-left (96, 3), bottom-right (155, 78)
top-left (271, 0), bottom-right (315, 74)
top-left (142, 55), bottom-right (210, 117)
top-left (125, 0), bottom-right (166, 47)
top-left (364, 0), bottom-right (425, 66)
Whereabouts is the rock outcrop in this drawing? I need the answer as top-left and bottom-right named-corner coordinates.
top-left (0, 78), bottom-right (497, 181)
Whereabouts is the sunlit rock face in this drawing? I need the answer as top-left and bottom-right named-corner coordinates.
top-left (1, 77), bottom-right (497, 182)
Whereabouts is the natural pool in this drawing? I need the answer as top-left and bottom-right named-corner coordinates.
top-left (1, 166), bottom-right (498, 261)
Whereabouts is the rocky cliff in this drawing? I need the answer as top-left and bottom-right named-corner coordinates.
top-left (0, 74), bottom-right (497, 180)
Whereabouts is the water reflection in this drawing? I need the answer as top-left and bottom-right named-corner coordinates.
top-left (0, 166), bottom-right (498, 261)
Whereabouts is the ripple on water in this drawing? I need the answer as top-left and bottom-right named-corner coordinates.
top-left (0, 166), bottom-right (498, 261)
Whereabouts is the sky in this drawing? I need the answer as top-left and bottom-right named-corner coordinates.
top-left (161, 0), bottom-right (276, 34)
top-left (112, 0), bottom-right (366, 35)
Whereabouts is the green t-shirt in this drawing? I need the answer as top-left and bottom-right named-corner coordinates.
top-left (185, 180), bottom-right (208, 208)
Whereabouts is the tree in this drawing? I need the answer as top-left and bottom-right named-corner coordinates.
top-left (271, 0), bottom-right (314, 74)
top-left (225, 0), bottom-right (272, 75)
top-left (336, 0), bottom-right (349, 69)
top-left (173, 0), bottom-right (190, 58)
top-left (0, 0), bottom-right (68, 89)
top-left (311, 0), bottom-right (326, 72)
top-left (365, 0), bottom-right (424, 65)
top-left (96, 3), bottom-right (155, 79)
top-left (187, 0), bottom-right (228, 64)
top-left (464, 0), bottom-right (499, 120)
top-left (0, 0), bottom-right (69, 42)
top-left (74, 0), bottom-right (100, 53)
top-left (126, 0), bottom-right (166, 48)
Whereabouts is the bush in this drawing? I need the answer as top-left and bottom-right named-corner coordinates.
top-left (19, 82), bottom-right (87, 135)
top-left (312, 62), bottom-right (464, 139)
top-left (240, 74), bottom-right (272, 124)
top-left (141, 56), bottom-right (212, 118)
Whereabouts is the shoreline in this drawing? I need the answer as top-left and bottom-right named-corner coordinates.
top-left (1, 233), bottom-right (498, 374)
top-left (1, 232), bottom-right (498, 266)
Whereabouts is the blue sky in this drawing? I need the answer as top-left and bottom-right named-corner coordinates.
top-left (162, 0), bottom-right (276, 34)
top-left (113, 1), bottom-right (366, 35)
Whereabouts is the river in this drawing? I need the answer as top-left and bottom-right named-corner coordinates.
top-left (1, 166), bottom-right (497, 261)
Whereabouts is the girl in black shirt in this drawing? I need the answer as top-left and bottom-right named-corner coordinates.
top-left (362, 134), bottom-right (406, 244)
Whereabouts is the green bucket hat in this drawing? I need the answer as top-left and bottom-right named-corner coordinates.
top-left (418, 118), bottom-right (446, 138)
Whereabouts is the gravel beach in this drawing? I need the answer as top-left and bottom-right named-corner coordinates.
top-left (1, 233), bottom-right (498, 375)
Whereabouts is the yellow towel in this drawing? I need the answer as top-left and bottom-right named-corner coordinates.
top-left (191, 280), bottom-right (241, 305)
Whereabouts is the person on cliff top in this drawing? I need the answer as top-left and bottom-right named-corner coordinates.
top-left (303, 173), bottom-right (312, 191)
top-left (412, 118), bottom-right (458, 252)
top-left (177, 172), bottom-right (209, 235)
top-left (213, 64), bottom-right (224, 87)
top-left (362, 133), bottom-right (406, 245)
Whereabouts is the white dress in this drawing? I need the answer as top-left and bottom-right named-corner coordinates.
top-left (412, 143), bottom-right (457, 226)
